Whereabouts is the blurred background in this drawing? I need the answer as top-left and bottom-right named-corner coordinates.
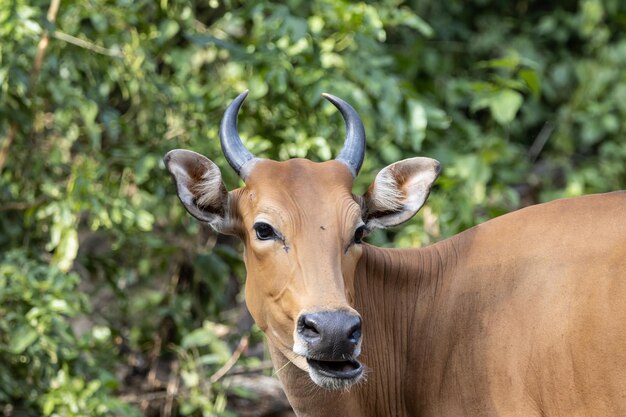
top-left (1, 0), bottom-right (625, 415)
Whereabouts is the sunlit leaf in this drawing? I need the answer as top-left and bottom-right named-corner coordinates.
top-left (489, 89), bottom-right (523, 125)
top-left (9, 326), bottom-right (38, 354)
top-left (52, 228), bottom-right (78, 272)
top-left (159, 19), bottom-right (180, 44)
top-left (478, 54), bottom-right (520, 70)
top-left (181, 327), bottom-right (215, 349)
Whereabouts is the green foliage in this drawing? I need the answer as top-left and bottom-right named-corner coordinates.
top-left (1, 0), bottom-right (625, 415)
top-left (0, 251), bottom-right (139, 416)
top-left (175, 321), bottom-right (233, 416)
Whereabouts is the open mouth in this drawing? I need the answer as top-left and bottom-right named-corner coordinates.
top-left (306, 358), bottom-right (363, 379)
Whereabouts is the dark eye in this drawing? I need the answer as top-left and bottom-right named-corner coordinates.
top-left (354, 225), bottom-right (367, 244)
top-left (254, 222), bottom-right (277, 241)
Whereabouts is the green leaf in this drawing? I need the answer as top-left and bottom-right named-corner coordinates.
top-left (519, 68), bottom-right (541, 98)
top-left (393, 9), bottom-right (433, 38)
top-left (49, 299), bottom-right (70, 313)
top-left (408, 99), bottom-right (427, 151)
top-left (489, 89), bottom-right (523, 125)
top-left (9, 326), bottom-right (38, 354)
top-left (52, 228), bottom-right (79, 272)
top-left (197, 354), bottom-right (223, 365)
top-left (158, 19), bottom-right (180, 44)
top-left (181, 327), bottom-right (215, 349)
top-left (579, 0), bottom-right (604, 37)
top-left (478, 54), bottom-right (520, 70)
top-left (229, 385), bottom-right (258, 400)
top-left (181, 369), bottom-right (200, 387)
top-left (42, 397), bottom-right (55, 416)
top-left (136, 210), bottom-right (154, 232)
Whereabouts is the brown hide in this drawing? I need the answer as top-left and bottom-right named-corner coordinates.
top-left (273, 191), bottom-right (626, 417)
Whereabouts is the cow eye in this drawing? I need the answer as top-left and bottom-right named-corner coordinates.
top-left (354, 225), bottom-right (367, 244)
top-left (254, 222), bottom-right (276, 241)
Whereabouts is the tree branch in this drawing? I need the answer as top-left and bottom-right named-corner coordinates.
top-left (52, 30), bottom-right (123, 57)
top-left (0, 125), bottom-right (18, 175)
top-left (32, 0), bottom-right (61, 84)
top-left (0, 196), bottom-right (47, 211)
top-left (209, 335), bottom-right (249, 384)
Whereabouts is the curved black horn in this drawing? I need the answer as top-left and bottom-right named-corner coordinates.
top-left (322, 93), bottom-right (366, 177)
top-left (219, 90), bottom-right (257, 178)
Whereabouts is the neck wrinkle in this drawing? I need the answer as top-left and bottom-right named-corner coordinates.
top-left (356, 242), bottom-right (452, 311)
top-left (352, 241), bottom-right (458, 416)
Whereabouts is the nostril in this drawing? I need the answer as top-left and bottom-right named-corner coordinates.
top-left (298, 315), bottom-right (321, 340)
top-left (347, 318), bottom-right (362, 344)
top-left (298, 312), bottom-right (362, 350)
top-left (349, 328), bottom-right (361, 343)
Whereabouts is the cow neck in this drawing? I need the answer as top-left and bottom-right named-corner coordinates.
top-left (349, 240), bottom-right (464, 416)
top-left (355, 241), bottom-right (461, 339)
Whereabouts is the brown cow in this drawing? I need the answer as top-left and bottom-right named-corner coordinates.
top-left (165, 91), bottom-right (626, 417)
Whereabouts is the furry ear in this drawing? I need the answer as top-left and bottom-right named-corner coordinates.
top-left (164, 149), bottom-right (235, 233)
top-left (363, 157), bottom-right (440, 229)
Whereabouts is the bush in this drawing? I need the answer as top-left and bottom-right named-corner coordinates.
top-left (0, 250), bottom-right (139, 416)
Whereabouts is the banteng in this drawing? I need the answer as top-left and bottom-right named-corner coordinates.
top-left (165, 91), bottom-right (626, 417)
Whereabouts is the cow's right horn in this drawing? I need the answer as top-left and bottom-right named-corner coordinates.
top-left (322, 93), bottom-right (366, 178)
top-left (219, 90), bottom-right (259, 179)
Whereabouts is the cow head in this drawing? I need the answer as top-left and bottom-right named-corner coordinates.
top-left (165, 91), bottom-right (440, 390)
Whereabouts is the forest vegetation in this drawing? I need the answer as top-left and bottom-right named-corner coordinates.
top-left (1, 0), bottom-right (625, 415)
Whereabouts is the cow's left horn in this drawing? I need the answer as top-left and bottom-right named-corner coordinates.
top-left (220, 90), bottom-right (259, 179)
top-left (322, 93), bottom-right (366, 178)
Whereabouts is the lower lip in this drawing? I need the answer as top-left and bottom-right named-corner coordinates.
top-left (306, 358), bottom-right (364, 379)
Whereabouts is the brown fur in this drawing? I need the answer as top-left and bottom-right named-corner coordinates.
top-left (167, 153), bottom-right (626, 416)
top-left (274, 191), bottom-right (626, 416)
